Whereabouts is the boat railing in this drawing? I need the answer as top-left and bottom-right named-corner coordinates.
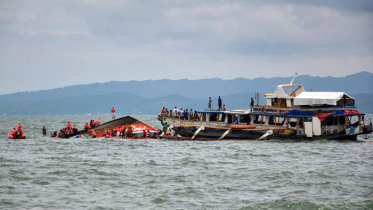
top-left (253, 105), bottom-right (357, 114)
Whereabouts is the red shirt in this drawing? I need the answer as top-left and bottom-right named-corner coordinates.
top-left (111, 108), bottom-right (115, 113)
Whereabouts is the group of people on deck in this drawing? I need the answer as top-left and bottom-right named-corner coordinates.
top-left (208, 96), bottom-right (226, 111)
top-left (160, 96), bottom-right (229, 121)
top-left (161, 107), bottom-right (201, 121)
top-left (10, 124), bottom-right (24, 138)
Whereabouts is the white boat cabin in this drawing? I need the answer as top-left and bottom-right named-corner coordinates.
top-left (265, 84), bottom-right (355, 108)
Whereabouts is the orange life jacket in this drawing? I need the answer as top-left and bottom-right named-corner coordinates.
top-left (84, 123), bottom-right (89, 128)
top-left (67, 122), bottom-right (71, 128)
top-left (17, 124), bottom-right (22, 130)
top-left (92, 131), bottom-right (96, 137)
top-left (112, 108), bottom-right (115, 113)
top-left (73, 125), bottom-right (78, 130)
top-left (97, 118), bottom-right (100, 124)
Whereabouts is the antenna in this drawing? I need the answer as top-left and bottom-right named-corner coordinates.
top-left (290, 72), bottom-right (298, 85)
top-left (289, 73), bottom-right (298, 95)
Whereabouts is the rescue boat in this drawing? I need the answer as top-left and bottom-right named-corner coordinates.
top-left (8, 131), bottom-right (26, 139)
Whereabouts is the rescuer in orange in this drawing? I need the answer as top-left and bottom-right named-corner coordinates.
top-left (111, 107), bottom-right (116, 120)
top-left (84, 123), bottom-right (89, 131)
top-left (92, 130), bottom-right (97, 138)
top-left (73, 125), bottom-right (78, 132)
top-left (67, 121), bottom-right (71, 129)
top-left (97, 118), bottom-right (101, 125)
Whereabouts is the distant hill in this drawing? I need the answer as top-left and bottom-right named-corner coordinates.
top-left (0, 72), bottom-right (372, 115)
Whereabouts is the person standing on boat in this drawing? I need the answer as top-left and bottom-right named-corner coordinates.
top-left (250, 98), bottom-right (254, 113)
top-left (174, 107), bottom-right (178, 118)
top-left (42, 126), bottom-right (47, 137)
top-left (218, 96), bottom-right (223, 110)
top-left (208, 97), bottom-right (212, 110)
top-left (97, 118), bottom-right (101, 125)
top-left (111, 107), bottom-right (116, 120)
top-left (223, 104), bottom-right (227, 111)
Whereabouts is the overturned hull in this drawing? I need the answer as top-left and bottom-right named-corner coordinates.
top-left (85, 116), bottom-right (158, 138)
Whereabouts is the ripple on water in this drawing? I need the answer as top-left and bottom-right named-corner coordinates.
top-left (0, 115), bottom-right (372, 209)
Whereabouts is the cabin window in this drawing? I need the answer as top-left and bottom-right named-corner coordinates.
top-left (298, 118), bottom-right (304, 128)
top-left (239, 114), bottom-right (250, 124)
top-left (227, 114), bottom-right (233, 124)
top-left (209, 113), bottom-right (217, 122)
top-left (289, 118), bottom-right (297, 127)
top-left (261, 116), bottom-right (267, 125)
top-left (253, 115), bottom-right (260, 124)
top-left (201, 113), bottom-right (206, 121)
top-left (333, 116), bottom-right (338, 125)
top-left (271, 98), bottom-right (279, 106)
top-left (277, 117), bottom-right (285, 126)
top-left (324, 116), bottom-right (334, 126)
top-left (220, 113), bottom-right (226, 122)
top-left (338, 116), bottom-right (345, 125)
top-left (268, 116), bottom-right (284, 125)
top-left (268, 116), bottom-right (275, 125)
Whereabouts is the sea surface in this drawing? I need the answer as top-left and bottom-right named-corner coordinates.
top-left (0, 115), bottom-right (372, 210)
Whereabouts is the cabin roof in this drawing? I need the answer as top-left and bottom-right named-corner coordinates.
top-left (294, 92), bottom-right (354, 106)
top-left (266, 84), bottom-right (305, 99)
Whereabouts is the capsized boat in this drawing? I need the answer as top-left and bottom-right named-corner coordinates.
top-left (158, 77), bottom-right (372, 140)
top-left (83, 116), bottom-right (159, 138)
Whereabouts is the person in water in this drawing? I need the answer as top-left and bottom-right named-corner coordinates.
top-left (111, 107), bottom-right (116, 120)
top-left (42, 126), bottom-right (46, 137)
top-left (218, 96), bottom-right (222, 110)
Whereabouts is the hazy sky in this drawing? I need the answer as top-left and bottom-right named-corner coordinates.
top-left (0, 0), bottom-right (372, 95)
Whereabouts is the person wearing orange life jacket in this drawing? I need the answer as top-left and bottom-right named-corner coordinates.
top-left (11, 128), bottom-right (17, 137)
top-left (97, 118), bottom-right (101, 125)
top-left (17, 124), bottom-right (22, 130)
top-left (111, 107), bottom-right (116, 120)
top-left (105, 131), bottom-right (111, 138)
top-left (67, 121), bottom-right (71, 129)
top-left (92, 130), bottom-right (97, 138)
top-left (73, 125), bottom-right (78, 132)
top-left (84, 123), bottom-right (89, 131)
top-left (91, 120), bottom-right (96, 128)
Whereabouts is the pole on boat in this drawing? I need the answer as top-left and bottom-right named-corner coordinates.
top-left (191, 126), bottom-right (205, 140)
top-left (259, 130), bottom-right (273, 140)
top-left (219, 128), bottom-right (231, 140)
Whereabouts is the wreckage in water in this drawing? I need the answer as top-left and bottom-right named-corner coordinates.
top-left (158, 77), bottom-right (372, 140)
top-left (59, 116), bottom-right (158, 139)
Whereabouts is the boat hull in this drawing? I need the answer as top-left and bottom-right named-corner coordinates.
top-left (8, 132), bottom-right (26, 139)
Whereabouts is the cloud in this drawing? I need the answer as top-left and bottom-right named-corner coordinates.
top-left (0, 0), bottom-right (372, 94)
